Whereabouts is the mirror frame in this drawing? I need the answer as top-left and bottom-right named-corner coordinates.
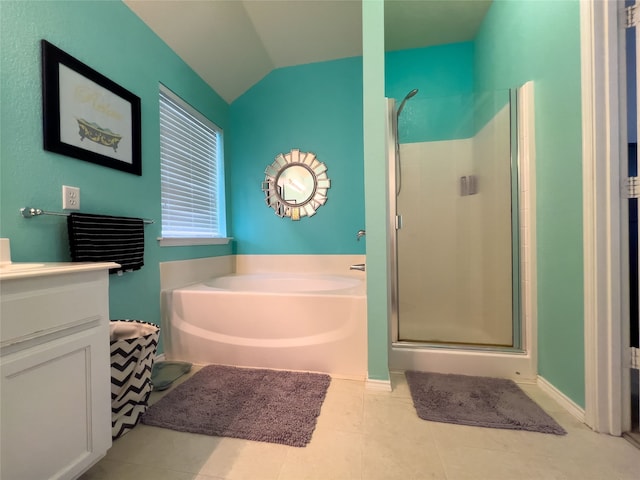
top-left (262, 148), bottom-right (331, 221)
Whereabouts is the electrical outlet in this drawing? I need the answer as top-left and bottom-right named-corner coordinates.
top-left (62, 185), bottom-right (80, 210)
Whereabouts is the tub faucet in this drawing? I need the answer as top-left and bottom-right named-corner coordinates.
top-left (350, 263), bottom-right (365, 272)
top-left (356, 230), bottom-right (366, 241)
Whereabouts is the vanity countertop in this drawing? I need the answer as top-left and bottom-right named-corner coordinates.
top-left (0, 262), bottom-right (120, 280)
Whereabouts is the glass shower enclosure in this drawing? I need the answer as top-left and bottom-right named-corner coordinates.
top-left (391, 89), bottom-right (521, 349)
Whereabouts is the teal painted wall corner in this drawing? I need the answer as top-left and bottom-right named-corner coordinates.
top-left (228, 57), bottom-right (366, 255)
top-left (0, 0), bottom-right (232, 353)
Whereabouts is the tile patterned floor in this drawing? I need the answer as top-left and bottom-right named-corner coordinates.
top-left (81, 369), bottom-right (640, 480)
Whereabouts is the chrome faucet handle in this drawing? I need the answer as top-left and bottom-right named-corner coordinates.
top-left (356, 229), bottom-right (366, 241)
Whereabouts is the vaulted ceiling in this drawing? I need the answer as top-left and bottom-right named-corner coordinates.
top-left (124, 0), bottom-right (492, 103)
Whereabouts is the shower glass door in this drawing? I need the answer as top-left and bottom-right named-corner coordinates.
top-left (395, 89), bottom-right (519, 347)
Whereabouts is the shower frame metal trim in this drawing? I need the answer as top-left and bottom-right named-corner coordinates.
top-left (510, 87), bottom-right (523, 350)
top-left (386, 97), bottom-right (401, 348)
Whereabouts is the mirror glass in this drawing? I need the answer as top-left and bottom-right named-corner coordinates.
top-left (262, 149), bottom-right (330, 221)
top-left (277, 165), bottom-right (315, 205)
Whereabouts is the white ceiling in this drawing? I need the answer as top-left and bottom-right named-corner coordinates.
top-left (124, 0), bottom-right (492, 104)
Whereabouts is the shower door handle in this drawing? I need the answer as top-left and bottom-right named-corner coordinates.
top-left (395, 215), bottom-right (403, 230)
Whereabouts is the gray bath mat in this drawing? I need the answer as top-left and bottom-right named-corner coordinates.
top-left (142, 364), bottom-right (331, 447)
top-left (405, 371), bottom-right (566, 435)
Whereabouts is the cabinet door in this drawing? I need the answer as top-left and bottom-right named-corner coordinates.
top-left (1, 326), bottom-right (111, 480)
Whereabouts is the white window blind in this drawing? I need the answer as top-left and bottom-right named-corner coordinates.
top-left (160, 85), bottom-right (226, 240)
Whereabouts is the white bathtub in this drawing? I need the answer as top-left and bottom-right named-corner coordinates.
top-left (163, 273), bottom-right (367, 379)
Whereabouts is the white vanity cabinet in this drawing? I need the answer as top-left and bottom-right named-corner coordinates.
top-left (0, 263), bottom-right (118, 480)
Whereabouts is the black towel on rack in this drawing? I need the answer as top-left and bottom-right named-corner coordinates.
top-left (67, 212), bottom-right (145, 274)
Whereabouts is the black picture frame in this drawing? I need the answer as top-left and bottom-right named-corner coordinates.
top-left (41, 40), bottom-right (142, 175)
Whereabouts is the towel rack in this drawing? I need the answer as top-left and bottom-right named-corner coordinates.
top-left (20, 207), bottom-right (154, 224)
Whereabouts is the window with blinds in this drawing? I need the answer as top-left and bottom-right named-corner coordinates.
top-left (159, 84), bottom-right (226, 243)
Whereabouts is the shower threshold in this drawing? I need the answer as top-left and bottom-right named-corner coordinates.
top-left (392, 340), bottom-right (525, 354)
top-left (390, 341), bottom-right (535, 381)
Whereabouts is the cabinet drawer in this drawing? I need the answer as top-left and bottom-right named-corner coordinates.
top-left (0, 271), bottom-right (109, 348)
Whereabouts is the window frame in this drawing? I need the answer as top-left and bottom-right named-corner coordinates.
top-left (157, 84), bottom-right (230, 247)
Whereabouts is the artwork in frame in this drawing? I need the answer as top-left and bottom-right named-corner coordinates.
top-left (41, 40), bottom-right (142, 175)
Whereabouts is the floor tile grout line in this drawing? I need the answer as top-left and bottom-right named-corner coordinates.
top-left (431, 430), bottom-right (453, 480)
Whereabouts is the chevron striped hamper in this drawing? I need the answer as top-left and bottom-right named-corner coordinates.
top-left (110, 320), bottom-right (160, 440)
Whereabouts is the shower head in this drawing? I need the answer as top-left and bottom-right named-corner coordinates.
top-left (396, 89), bottom-right (419, 118)
top-left (405, 88), bottom-right (419, 99)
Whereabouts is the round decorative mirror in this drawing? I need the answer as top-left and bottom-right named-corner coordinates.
top-left (262, 149), bottom-right (330, 220)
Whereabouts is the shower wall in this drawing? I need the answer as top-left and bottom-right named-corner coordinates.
top-left (475, 104), bottom-right (513, 341)
top-left (397, 101), bottom-right (512, 345)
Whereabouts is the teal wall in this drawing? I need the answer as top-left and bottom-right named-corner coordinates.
top-left (0, 1), bottom-right (231, 352)
top-left (385, 41), bottom-right (512, 143)
top-left (385, 42), bottom-right (476, 142)
top-left (475, 0), bottom-right (584, 407)
top-left (228, 58), bottom-right (365, 255)
top-left (362, 0), bottom-right (389, 381)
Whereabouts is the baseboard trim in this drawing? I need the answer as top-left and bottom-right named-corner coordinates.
top-left (366, 378), bottom-right (392, 392)
top-left (537, 375), bottom-right (585, 423)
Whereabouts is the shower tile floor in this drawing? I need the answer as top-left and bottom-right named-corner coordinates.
top-left (81, 368), bottom-right (639, 480)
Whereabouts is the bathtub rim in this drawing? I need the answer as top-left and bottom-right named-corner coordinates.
top-left (174, 272), bottom-right (366, 297)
